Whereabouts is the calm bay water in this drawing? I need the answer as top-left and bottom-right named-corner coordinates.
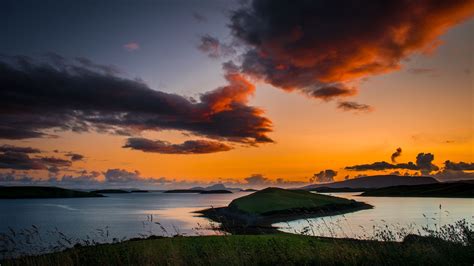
top-left (0, 191), bottom-right (472, 246)
top-left (275, 192), bottom-right (473, 239)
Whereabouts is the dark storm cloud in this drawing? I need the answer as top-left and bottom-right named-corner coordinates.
top-left (337, 101), bottom-right (373, 112)
top-left (0, 144), bottom-right (75, 171)
top-left (0, 152), bottom-right (47, 170)
top-left (0, 56), bottom-right (272, 145)
top-left (244, 174), bottom-right (270, 185)
top-left (391, 147), bottom-right (402, 163)
top-left (60, 170), bottom-right (101, 186)
top-left (346, 161), bottom-right (418, 171)
top-left (0, 127), bottom-right (49, 140)
top-left (229, 0), bottom-right (474, 99)
top-left (307, 86), bottom-right (356, 101)
top-left (0, 153), bottom-right (71, 170)
top-left (38, 157), bottom-right (71, 167)
top-left (243, 174), bottom-right (305, 187)
top-left (123, 137), bottom-right (232, 154)
top-left (415, 153), bottom-right (439, 175)
top-left (444, 160), bottom-right (474, 171)
top-left (346, 152), bottom-right (439, 174)
top-left (104, 169), bottom-right (169, 185)
top-left (198, 35), bottom-right (236, 58)
top-left (65, 152), bottom-right (84, 161)
top-left (192, 11), bottom-right (207, 23)
top-left (310, 169), bottom-right (337, 183)
top-left (0, 145), bottom-right (41, 154)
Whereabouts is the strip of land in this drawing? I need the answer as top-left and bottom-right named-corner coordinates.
top-left (360, 182), bottom-right (474, 198)
top-left (0, 186), bottom-right (104, 199)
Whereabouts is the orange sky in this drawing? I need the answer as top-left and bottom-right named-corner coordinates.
top-left (0, 2), bottom-right (472, 187)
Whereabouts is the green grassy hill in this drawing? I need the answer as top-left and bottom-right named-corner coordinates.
top-left (198, 188), bottom-right (371, 232)
top-left (361, 182), bottom-right (474, 198)
top-left (0, 186), bottom-right (104, 199)
top-left (3, 234), bottom-right (471, 266)
top-left (229, 187), bottom-right (353, 214)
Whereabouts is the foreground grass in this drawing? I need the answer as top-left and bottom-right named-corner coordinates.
top-left (229, 187), bottom-right (354, 214)
top-left (3, 234), bottom-right (472, 266)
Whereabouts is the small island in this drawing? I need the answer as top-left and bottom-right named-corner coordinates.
top-left (130, 190), bottom-right (149, 193)
top-left (199, 190), bottom-right (232, 194)
top-left (91, 189), bottom-right (131, 194)
top-left (197, 187), bottom-right (372, 233)
top-left (241, 188), bottom-right (258, 192)
top-left (164, 189), bottom-right (203, 193)
top-left (0, 186), bottom-right (104, 199)
top-left (360, 182), bottom-right (474, 198)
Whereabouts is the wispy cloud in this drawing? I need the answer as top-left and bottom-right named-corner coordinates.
top-left (123, 42), bottom-right (140, 51)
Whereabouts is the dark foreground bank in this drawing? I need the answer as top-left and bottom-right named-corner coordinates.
top-left (2, 234), bottom-right (472, 266)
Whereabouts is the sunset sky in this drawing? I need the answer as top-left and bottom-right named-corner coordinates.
top-left (0, 0), bottom-right (473, 188)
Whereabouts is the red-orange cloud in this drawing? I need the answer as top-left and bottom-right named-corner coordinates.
top-left (231, 0), bottom-right (474, 99)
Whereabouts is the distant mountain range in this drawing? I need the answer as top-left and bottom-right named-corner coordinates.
top-left (302, 175), bottom-right (438, 190)
top-left (190, 183), bottom-right (242, 192)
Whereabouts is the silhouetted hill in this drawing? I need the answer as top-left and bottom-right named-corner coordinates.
top-left (92, 189), bottom-right (130, 194)
top-left (164, 189), bottom-right (204, 193)
top-left (0, 186), bottom-right (104, 199)
top-left (303, 175), bottom-right (438, 190)
top-left (189, 183), bottom-right (242, 192)
top-left (199, 190), bottom-right (232, 194)
top-left (361, 182), bottom-right (474, 198)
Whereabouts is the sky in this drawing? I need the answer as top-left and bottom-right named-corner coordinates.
top-left (0, 0), bottom-right (473, 188)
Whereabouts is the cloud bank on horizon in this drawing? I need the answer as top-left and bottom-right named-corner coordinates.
top-left (0, 144), bottom-right (472, 188)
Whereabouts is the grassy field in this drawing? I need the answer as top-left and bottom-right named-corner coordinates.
top-left (228, 187), bottom-right (354, 214)
top-left (0, 186), bottom-right (104, 199)
top-left (3, 234), bottom-right (472, 266)
top-left (361, 182), bottom-right (474, 198)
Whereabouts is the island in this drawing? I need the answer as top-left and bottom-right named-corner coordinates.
top-left (0, 186), bottom-right (105, 199)
top-left (360, 182), bottom-right (474, 198)
top-left (91, 189), bottom-right (131, 194)
top-left (199, 190), bottom-right (232, 194)
top-left (241, 188), bottom-right (258, 192)
top-left (164, 189), bottom-right (204, 193)
top-left (302, 175), bottom-right (438, 190)
top-left (197, 187), bottom-right (372, 233)
top-left (130, 190), bottom-right (149, 193)
top-left (309, 187), bottom-right (370, 193)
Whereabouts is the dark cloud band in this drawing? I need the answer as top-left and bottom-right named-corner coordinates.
top-left (0, 56), bottom-right (273, 144)
top-left (123, 138), bottom-right (232, 154)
